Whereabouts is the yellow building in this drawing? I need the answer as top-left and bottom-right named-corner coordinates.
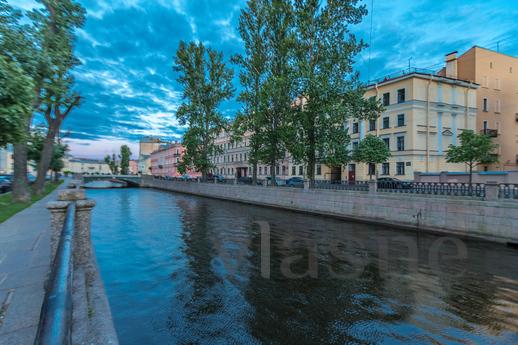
top-left (347, 70), bottom-right (479, 181)
top-left (440, 47), bottom-right (518, 171)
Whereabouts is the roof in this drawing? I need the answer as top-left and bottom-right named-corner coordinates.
top-left (68, 158), bottom-right (106, 164)
top-left (460, 45), bottom-right (518, 60)
top-left (366, 69), bottom-right (479, 90)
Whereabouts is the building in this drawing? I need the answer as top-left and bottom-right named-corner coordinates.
top-left (438, 47), bottom-right (518, 171)
top-left (347, 69), bottom-right (479, 181)
top-left (63, 157), bottom-right (112, 175)
top-left (0, 145), bottom-right (13, 174)
top-left (138, 137), bottom-right (169, 174)
top-left (129, 160), bottom-right (139, 175)
top-left (150, 143), bottom-right (186, 177)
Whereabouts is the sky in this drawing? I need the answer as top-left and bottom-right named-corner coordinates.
top-left (12, 0), bottom-right (518, 159)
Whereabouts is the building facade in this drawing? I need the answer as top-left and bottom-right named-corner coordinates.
top-left (150, 143), bottom-right (185, 177)
top-left (347, 71), bottom-right (479, 181)
top-left (138, 137), bottom-right (169, 174)
top-left (64, 157), bottom-right (112, 175)
top-left (440, 46), bottom-right (518, 171)
top-left (0, 145), bottom-right (13, 174)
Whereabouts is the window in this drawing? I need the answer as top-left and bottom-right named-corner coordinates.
top-left (292, 166), bottom-right (296, 175)
top-left (276, 165), bottom-right (280, 175)
top-left (490, 62), bottom-right (493, 69)
top-left (382, 137), bottom-right (390, 150)
top-left (397, 89), bottom-right (405, 103)
top-left (397, 136), bottom-right (405, 151)
top-left (483, 120), bottom-right (488, 130)
top-left (482, 76), bottom-right (488, 87)
top-left (495, 78), bottom-right (501, 90)
top-left (510, 67), bottom-right (513, 74)
top-left (397, 114), bottom-right (405, 127)
top-left (396, 162), bottom-right (405, 175)
top-left (352, 141), bottom-right (359, 151)
top-left (383, 92), bottom-right (390, 106)
top-left (495, 99), bottom-right (501, 113)
top-left (369, 119), bottom-right (376, 131)
top-left (382, 117), bottom-right (390, 129)
top-left (316, 164), bottom-right (322, 176)
top-left (368, 163), bottom-right (376, 176)
top-left (299, 166), bottom-right (303, 175)
top-left (382, 163), bottom-right (390, 175)
top-left (483, 98), bottom-right (488, 112)
top-left (352, 122), bottom-right (359, 134)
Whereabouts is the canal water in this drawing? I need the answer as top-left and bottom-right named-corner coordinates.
top-left (89, 188), bottom-right (518, 345)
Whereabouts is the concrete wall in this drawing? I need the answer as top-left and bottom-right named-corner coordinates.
top-left (141, 176), bottom-right (518, 244)
top-left (415, 171), bottom-right (518, 183)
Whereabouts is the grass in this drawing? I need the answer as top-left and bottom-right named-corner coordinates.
top-left (0, 180), bottom-right (63, 224)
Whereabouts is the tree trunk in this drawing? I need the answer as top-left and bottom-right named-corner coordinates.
top-left (12, 142), bottom-right (30, 202)
top-left (33, 133), bottom-right (54, 195)
top-left (252, 161), bottom-right (258, 185)
top-left (468, 163), bottom-right (473, 195)
top-left (307, 124), bottom-right (316, 188)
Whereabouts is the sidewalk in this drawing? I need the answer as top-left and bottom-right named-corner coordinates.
top-left (0, 184), bottom-right (64, 345)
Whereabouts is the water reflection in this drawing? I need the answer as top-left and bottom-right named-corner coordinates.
top-left (89, 188), bottom-right (518, 345)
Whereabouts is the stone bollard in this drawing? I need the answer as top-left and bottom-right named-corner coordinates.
top-left (75, 199), bottom-right (96, 284)
top-left (485, 181), bottom-right (499, 201)
top-left (368, 180), bottom-right (377, 194)
top-left (234, 178), bottom-right (238, 185)
top-left (58, 189), bottom-right (86, 202)
top-left (214, 177), bottom-right (217, 184)
top-left (47, 201), bottom-right (71, 261)
top-left (304, 179), bottom-right (310, 191)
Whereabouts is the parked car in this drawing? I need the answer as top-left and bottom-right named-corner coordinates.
top-left (0, 175), bottom-right (12, 193)
top-left (179, 174), bottom-right (195, 181)
top-left (265, 176), bottom-right (285, 186)
top-left (207, 174), bottom-right (225, 183)
top-left (286, 177), bottom-right (304, 188)
top-left (237, 176), bottom-right (253, 185)
top-left (377, 177), bottom-right (413, 189)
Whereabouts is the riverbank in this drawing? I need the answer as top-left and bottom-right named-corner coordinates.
top-left (141, 176), bottom-right (518, 245)
top-left (0, 181), bottom-right (63, 224)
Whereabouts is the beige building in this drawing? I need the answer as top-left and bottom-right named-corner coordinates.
top-left (348, 70), bottom-right (479, 181)
top-left (138, 137), bottom-right (169, 174)
top-left (0, 145), bottom-right (13, 174)
top-left (439, 46), bottom-right (518, 171)
top-left (64, 157), bottom-right (112, 175)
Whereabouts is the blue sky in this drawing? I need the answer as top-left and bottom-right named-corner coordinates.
top-left (13, 0), bottom-right (518, 158)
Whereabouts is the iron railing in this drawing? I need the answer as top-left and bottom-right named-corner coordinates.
top-left (34, 203), bottom-right (76, 345)
top-left (499, 184), bottom-right (518, 199)
top-left (378, 182), bottom-right (486, 198)
top-left (313, 180), bottom-right (369, 191)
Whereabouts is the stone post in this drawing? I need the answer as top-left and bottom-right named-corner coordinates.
top-left (75, 199), bottom-right (96, 283)
top-left (368, 180), bottom-right (377, 194)
top-left (214, 177), bottom-right (217, 184)
top-left (46, 201), bottom-right (71, 261)
top-left (234, 178), bottom-right (238, 185)
top-left (304, 179), bottom-right (310, 191)
top-left (485, 181), bottom-right (499, 201)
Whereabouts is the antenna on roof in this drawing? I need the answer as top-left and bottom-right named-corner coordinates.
top-left (367, 0), bottom-right (374, 81)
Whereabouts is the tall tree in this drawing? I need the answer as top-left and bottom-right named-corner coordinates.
top-left (254, 0), bottom-right (295, 185)
top-left (352, 134), bottom-right (391, 180)
top-left (232, 0), bottom-right (269, 185)
top-left (0, 0), bottom-right (41, 202)
top-left (289, 0), bottom-right (381, 185)
top-left (31, 0), bottom-right (85, 194)
top-left (173, 41), bottom-right (234, 179)
top-left (119, 145), bottom-right (132, 175)
top-left (104, 154), bottom-right (119, 175)
top-left (446, 130), bottom-right (498, 187)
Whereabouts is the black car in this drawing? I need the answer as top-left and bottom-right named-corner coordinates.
top-left (377, 177), bottom-right (413, 189)
top-left (207, 174), bottom-right (225, 183)
top-left (237, 176), bottom-right (253, 185)
top-left (0, 175), bottom-right (12, 193)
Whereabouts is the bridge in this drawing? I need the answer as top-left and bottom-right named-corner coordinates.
top-left (81, 175), bottom-right (142, 187)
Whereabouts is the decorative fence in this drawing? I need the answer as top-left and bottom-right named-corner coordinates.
top-left (313, 180), bottom-right (369, 192)
top-left (378, 182), bottom-right (487, 198)
top-left (499, 184), bottom-right (518, 199)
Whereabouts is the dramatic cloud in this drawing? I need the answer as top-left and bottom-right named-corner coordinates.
top-left (12, 0), bottom-right (518, 158)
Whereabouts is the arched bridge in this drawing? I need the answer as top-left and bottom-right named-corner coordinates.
top-left (82, 175), bottom-right (142, 187)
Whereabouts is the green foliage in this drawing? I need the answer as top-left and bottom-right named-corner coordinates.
top-left (288, 0), bottom-right (382, 181)
top-left (173, 41), bottom-right (234, 177)
top-left (352, 134), bottom-right (391, 179)
top-left (119, 145), bottom-right (132, 175)
top-left (0, 56), bottom-right (33, 146)
top-left (26, 128), bottom-right (68, 173)
top-left (446, 130), bottom-right (498, 184)
top-left (104, 154), bottom-right (119, 175)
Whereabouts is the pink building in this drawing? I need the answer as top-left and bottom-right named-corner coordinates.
top-left (150, 143), bottom-right (184, 177)
top-left (129, 160), bottom-right (138, 175)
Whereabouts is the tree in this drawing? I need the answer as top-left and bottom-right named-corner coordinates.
top-left (119, 145), bottom-right (132, 175)
top-left (288, 0), bottom-right (381, 185)
top-left (27, 128), bottom-right (68, 181)
top-left (446, 130), bottom-right (498, 187)
top-left (253, 0), bottom-right (295, 185)
top-left (0, 56), bottom-right (33, 146)
top-left (31, 0), bottom-right (86, 194)
top-left (232, 0), bottom-right (269, 184)
top-left (352, 135), bottom-right (391, 181)
top-left (104, 154), bottom-right (119, 175)
top-left (0, 0), bottom-right (40, 202)
top-left (173, 41), bottom-right (234, 179)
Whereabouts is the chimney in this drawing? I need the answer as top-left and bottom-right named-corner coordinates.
top-left (445, 51), bottom-right (458, 79)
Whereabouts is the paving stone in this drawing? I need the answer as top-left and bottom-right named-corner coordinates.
top-left (0, 326), bottom-right (37, 345)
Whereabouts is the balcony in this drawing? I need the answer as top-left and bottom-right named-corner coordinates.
top-left (480, 129), bottom-right (498, 138)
